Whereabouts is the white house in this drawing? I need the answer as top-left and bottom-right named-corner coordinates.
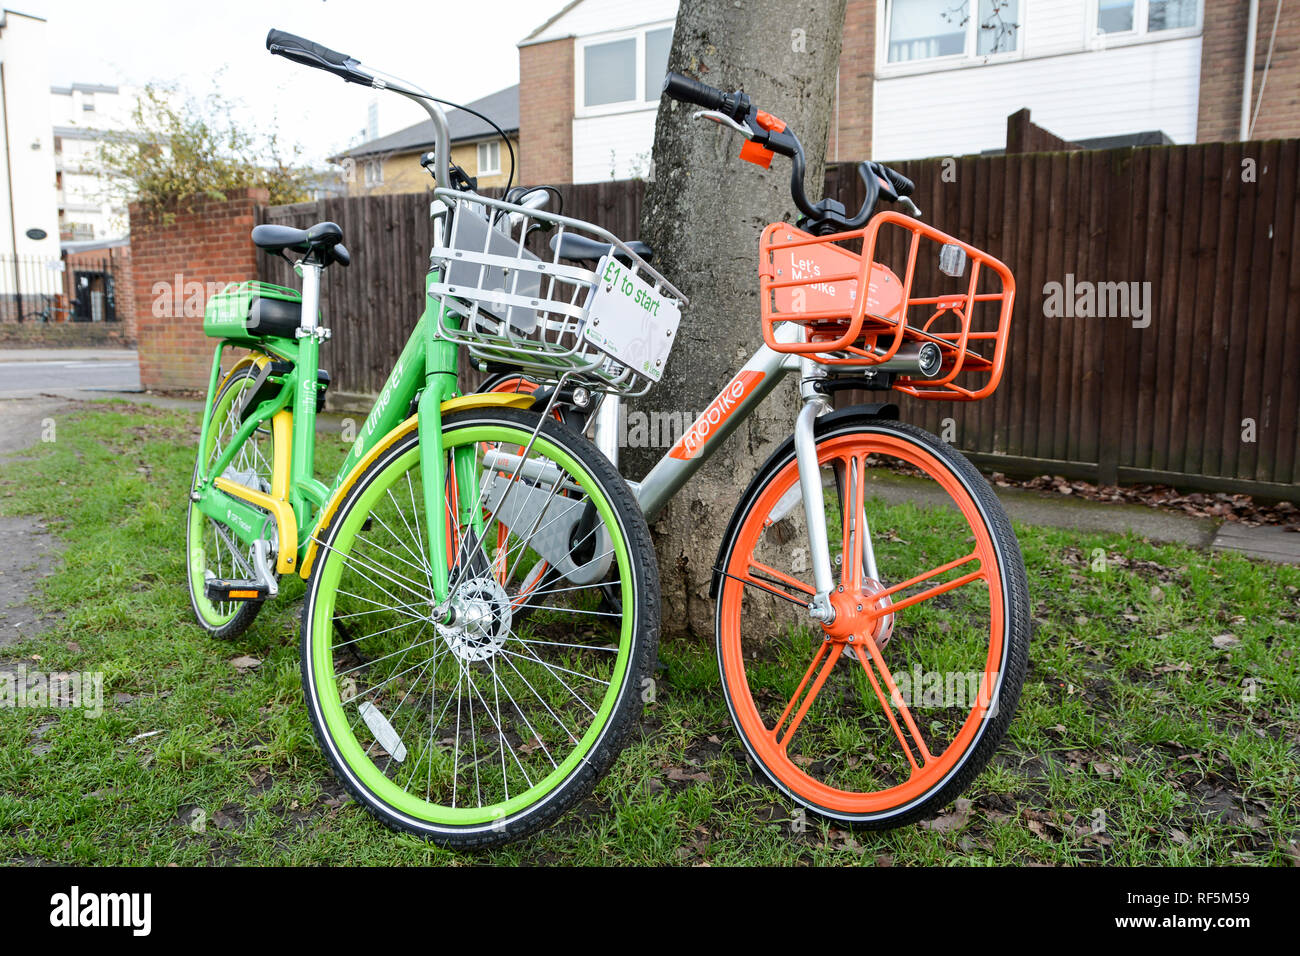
top-left (0, 9), bottom-right (60, 260)
top-left (521, 0), bottom-right (678, 183)
top-left (51, 82), bottom-right (134, 242)
top-left (518, 0), bottom-right (1295, 185)
top-left (872, 0), bottom-right (1204, 159)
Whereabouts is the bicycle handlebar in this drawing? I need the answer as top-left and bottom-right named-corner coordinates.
top-left (266, 29), bottom-right (371, 85)
top-left (266, 28), bottom-right (453, 202)
top-left (662, 73), bottom-right (747, 121)
top-left (661, 69), bottom-right (917, 233)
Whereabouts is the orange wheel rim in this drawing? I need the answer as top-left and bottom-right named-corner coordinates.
top-left (718, 431), bottom-right (1006, 817)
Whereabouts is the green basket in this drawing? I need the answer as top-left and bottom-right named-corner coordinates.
top-left (203, 280), bottom-right (302, 344)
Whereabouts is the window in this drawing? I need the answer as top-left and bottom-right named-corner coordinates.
top-left (363, 160), bottom-right (383, 187)
top-left (477, 141), bottom-right (501, 176)
top-left (1147, 0), bottom-right (1197, 31)
top-left (1096, 0), bottom-right (1199, 36)
top-left (644, 28), bottom-right (673, 102)
top-left (886, 0), bottom-right (1019, 65)
top-left (584, 38), bottom-right (637, 107)
top-left (579, 25), bottom-right (675, 111)
top-left (82, 92), bottom-right (95, 112)
top-left (1097, 0), bottom-right (1134, 33)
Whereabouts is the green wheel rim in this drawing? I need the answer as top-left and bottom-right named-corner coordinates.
top-left (308, 421), bottom-right (635, 827)
top-left (188, 372), bottom-right (263, 629)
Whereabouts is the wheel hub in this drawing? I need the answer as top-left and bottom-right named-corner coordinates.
top-left (822, 577), bottom-right (894, 651)
top-left (438, 577), bottom-right (513, 662)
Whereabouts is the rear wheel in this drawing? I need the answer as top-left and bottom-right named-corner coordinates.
top-left (185, 363), bottom-right (276, 640)
top-left (715, 415), bottom-right (1029, 827)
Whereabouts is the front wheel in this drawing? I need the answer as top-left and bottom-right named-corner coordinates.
top-left (715, 414), bottom-right (1030, 827)
top-left (300, 408), bottom-right (659, 847)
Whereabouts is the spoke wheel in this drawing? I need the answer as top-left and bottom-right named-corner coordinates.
top-left (716, 416), bottom-right (1029, 826)
top-left (185, 363), bottom-right (276, 639)
top-left (301, 408), bottom-right (658, 847)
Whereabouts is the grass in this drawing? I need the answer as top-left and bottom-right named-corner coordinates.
top-left (0, 399), bottom-right (1296, 865)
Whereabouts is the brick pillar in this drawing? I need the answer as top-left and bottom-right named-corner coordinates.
top-left (518, 37), bottom-right (575, 184)
top-left (1198, 0), bottom-right (1300, 143)
top-left (130, 188), bottom-right (267, 391)
top-left (834, 0), bottom-right (875, 161)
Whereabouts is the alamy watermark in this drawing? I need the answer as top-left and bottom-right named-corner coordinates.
top-left (1043, 274), bottom-right (1151, 328)
top-left (0, 665), bottom-right (103, 718)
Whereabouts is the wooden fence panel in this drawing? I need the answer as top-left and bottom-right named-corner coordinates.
top-left (259, 140), bottom-right (1300, 494)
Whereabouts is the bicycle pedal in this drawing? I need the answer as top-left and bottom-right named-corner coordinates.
top-left (204, 578), bottom-right (271, 602)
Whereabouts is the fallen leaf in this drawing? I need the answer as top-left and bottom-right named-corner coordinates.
top-left (1211, 633), bottom-right (1240, 649)
top-left (230, 655), bottom-right (261, 672)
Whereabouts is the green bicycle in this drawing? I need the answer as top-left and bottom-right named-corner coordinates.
top-left (185, 30), bottom-right (674, 846)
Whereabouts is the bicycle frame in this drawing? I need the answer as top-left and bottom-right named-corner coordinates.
top-left (481, 323), bottom-right (882, 621)
top-left (190, 254), bottom-right (528, 604)
top-left (624, 327), bottom-right (847, 615)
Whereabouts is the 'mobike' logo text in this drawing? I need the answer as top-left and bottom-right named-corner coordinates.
top-left (668, 371), bottom-right (765, 461)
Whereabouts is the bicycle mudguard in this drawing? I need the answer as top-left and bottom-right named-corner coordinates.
top-left (297, 392), bottom-right (534, 579)
top-left (707, 402), bottom-right (898, 601)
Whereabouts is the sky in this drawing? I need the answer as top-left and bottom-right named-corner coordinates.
top-left (24, 0), bottom-right (556, 161)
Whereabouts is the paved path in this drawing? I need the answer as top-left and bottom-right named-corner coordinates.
top-left (0, 348), bottom-right (139, 398)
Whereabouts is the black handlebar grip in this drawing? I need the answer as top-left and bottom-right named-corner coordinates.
top-left (662, 71), bottom-right (727, 111)
top-left (880, 164), bottom-right (915, 198)
top-left (266, 28), bottom-right (372, 86)
top-left (266, 29), bottom-right (349, 65)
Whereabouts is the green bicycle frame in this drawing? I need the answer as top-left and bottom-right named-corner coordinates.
top-left (192, 265), bottom-right (483, 604)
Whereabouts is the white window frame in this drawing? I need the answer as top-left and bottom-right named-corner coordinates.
top-left (877, 0), bottom-right (1026, 76)
top-left (476, 140), bottom-right (502, 176)
top-left (575, 20), bottom-right (675, 119)
top-left (363, 159), bottom-right (383, 187)
top-left (1085, 0), bottom-right (1202, 51)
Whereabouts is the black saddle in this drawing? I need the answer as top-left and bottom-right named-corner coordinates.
top-left (550, 233), bottom-right (653, 265)
top-left (251, 221), bottom-right (350, 267)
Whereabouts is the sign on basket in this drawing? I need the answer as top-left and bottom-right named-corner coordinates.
top-left (582, 255), bottom-right (682, 383)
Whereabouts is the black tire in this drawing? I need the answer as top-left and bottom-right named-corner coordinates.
top-left (714, 411), bottom-right (1030, 829)
top-left (185, 364), bottom-right (273, 641)
top-left (300, 407), bottom-right (659, 848)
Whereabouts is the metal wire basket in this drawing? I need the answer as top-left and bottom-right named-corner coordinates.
top-left (429, 187), bottom-right (688, 397)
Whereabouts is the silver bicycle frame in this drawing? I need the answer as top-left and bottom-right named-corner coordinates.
top-left (596, 324), bottom-right (851, 622)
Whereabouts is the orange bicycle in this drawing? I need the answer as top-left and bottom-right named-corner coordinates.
top-left (475, 71), bottom-right (1031, 827)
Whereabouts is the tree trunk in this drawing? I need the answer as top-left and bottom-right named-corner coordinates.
top-left (627, 0), bottom-right (847, 639)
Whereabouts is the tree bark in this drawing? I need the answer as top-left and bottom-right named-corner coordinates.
top-left (627, 0), bottom-right (847, 639)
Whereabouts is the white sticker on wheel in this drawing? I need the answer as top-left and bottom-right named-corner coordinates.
top-left (358, 701), bottom-right (407, 763)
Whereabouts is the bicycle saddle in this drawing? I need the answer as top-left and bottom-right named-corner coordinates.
top-left (251, 221), bottom-right (350, 266)
top-left (550, 233), bottom-right (653, 265)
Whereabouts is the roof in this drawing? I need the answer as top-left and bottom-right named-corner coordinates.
top-left (520, 0), bottom-right (584, 44)
top-left (62, 237), bottom-right (130, 254)
top-left (51, 83), bottom-right (119, 95)
top-left (335, 85), bottom-right (519, 160)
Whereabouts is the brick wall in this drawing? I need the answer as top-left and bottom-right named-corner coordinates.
top-left (835, 0), bottom-right (875, 160)
top-left (1199, 0), bottom-right (1300, 142)
top-left (130, 189), bottom-right (266, 391)
top-left (518, 37), bottom-right (575, 184)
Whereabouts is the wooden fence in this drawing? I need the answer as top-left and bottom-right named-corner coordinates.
top-left (260, 141), bottom-right (1300, 496)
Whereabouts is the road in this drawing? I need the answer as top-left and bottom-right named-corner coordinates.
top-left (0, 348), bottom-right (140, 398)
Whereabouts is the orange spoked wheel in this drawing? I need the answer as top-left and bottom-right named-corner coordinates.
top-left (715, 415), bottom-right (1030, 826)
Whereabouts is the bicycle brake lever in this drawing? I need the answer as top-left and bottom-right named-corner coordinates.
top-left (691, 109), bottom-right (755, 139)
top-left (898, 196), bottom-right (923, 218)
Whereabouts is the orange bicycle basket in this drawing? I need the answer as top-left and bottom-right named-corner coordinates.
top-left (758, 211), bottom-right (1016, 400)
